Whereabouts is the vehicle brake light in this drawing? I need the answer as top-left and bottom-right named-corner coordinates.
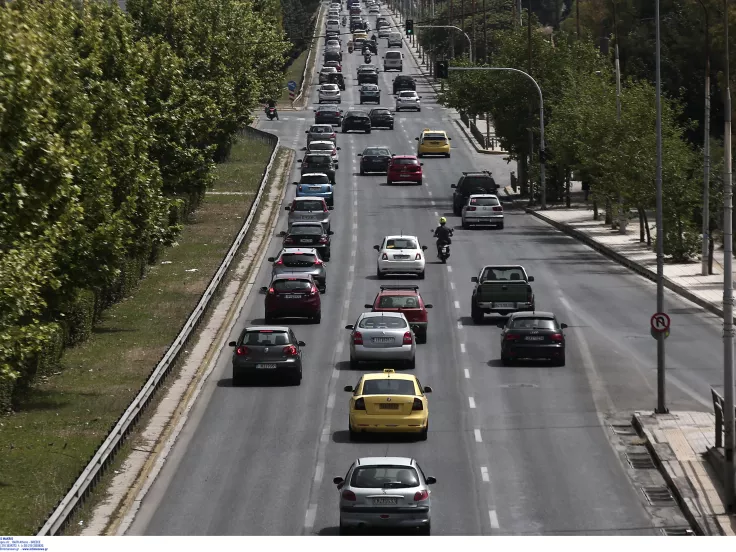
top-left (415, 253), bottom-right (421, 260)
top-left (412, 398), bottom-right (423, 411)
top-left (267, 287), bottom-right (275, 295)
top-left (313, 258), bottom-right (323, 266)
top-left (466, 206), bottom-right (476, 211)
top-left (342, 489), bottom-right (357, 501)
top-left (275, 259), bottom-right (283, 265)
top-left (403, 331), bottom-right (413, 345)
top-left (333, 148), bottom-right (337, 155)
top-left (382, 253), bottom-right (388, 260)
top-left (414, 490), bottom-right (429, 501)
top-left (353, 331), bottom-right (363, 345)
top-left (354, 397), bottom-right (366, 410)
top-left (236, 346), bottom-right (250, 356)
top-left (283, 345), bottom-right (298, 356)
top-left (550, 333), bottom-right (564, 342)
top-left (528, 290), bottom-right (534, 303)
top-left (323, 205), bottom-right (329, 212)
top-left (505, 333), bottom-right (521, 341)
top-left (310, 285), bottom-right (319, 295)
top-left (492, 206), bottom-right (503, 212)
top-left (284, 237), bottom-right (294, 244)
top-left (319, 237), bottom-right (328, 244)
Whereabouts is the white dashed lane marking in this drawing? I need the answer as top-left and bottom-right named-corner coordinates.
top-left (460, 343), bottom-right (466, 353)
top-left (468, 396), bottom-right (476, 409)
top-left (454, 301), bottom-right (460, 310)
top-left (481, 467), bottom-right (490, 482)
top-left (489, 510), bottom-right (500, 530)
top-left (464, 368), bottom-right (470, 378)
top-left (474, 429), bottom-right (482, 442)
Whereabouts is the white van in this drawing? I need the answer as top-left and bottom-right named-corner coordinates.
top-left (326, 19), bottom-right (340, 33)
top-left (387, 31), bottom-right (402, 48)
top-left (383, 49), bottom-right (403, 72)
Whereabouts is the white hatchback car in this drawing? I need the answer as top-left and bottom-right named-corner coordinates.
top-left (374, 235), bottom-right (427, 279)
top-left (461, 194), bottom-right (504, 229)
top-left (396, 90), bottom-right (421, 111)
top-left (319, 83), bottom-right (342, 104)
top-left (307, 140), bottom-right (340, 168)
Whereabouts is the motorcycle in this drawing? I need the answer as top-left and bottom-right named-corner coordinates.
top-left (432, 228), bottom-right (453, 263)
top-left (363, 53), bottom-right (372, 63)
top-left (265, 106), bottom-right (278, 121)
top-left (342, 16), bottom-right (347, 26)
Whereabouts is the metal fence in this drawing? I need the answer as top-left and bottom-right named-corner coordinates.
top-left (712, 388), bottom-right (730, 448)
top-left (37, 125), bottom-right (280, 536)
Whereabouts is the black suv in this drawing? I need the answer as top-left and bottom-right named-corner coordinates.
top-left (393, 75), bottom-right (416, 95)
top-left (451, 171), bottom-right (499, 215)
top-left (358, 67), bottom-right (379, 85)
top-left (342, 110), bottom-right (372, 134)
top-left (369, 108), bottom-right (394, 129)
top-left (299, 153), bottom-right (336, 183)
top-left (326, 72), bottom-right (346, 90)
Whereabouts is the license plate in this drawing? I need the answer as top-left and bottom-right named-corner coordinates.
top-left (299, 239), bottom-right (313, 243)
top-left (256, 364), bottom-right (277, 369)
top-left (372, 337), bottom-right (393, 343)
top-left (525, 336), bottom-right (545, 341)
top-left (394, 255), bottom-right (409, 259)
top-left (284, 294), bottom-right (301, 299)
top-left (495, 302), bottom-right (514, 308)
top-left (309, 186), bottom-right (322, 191)
top-left (372, 497), bottom-right (398, 505)
top-left (400, 173), bottom-right (411, 177)
top-left (379, 403), bottom-right (400, 410)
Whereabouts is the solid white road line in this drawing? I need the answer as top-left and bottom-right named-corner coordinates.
top-left (304, 505), bottom-right (318, 529)
top-left (468, 396), bottom-right (476, 409)
top-left (481, 466), bottom-right (490, 482)
top-left (464, 368), bottom-right (470, 379)
top-left (314, 463), bottom-right (324, 484)
top-left (489, 510), bottom-right (500, 530)
top-left (474, 428), bottom-right (483, 442)
top-left (327, 393), bottom-right (335, 409)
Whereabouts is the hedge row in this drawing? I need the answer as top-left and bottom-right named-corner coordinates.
top-left (0, 0), bottom-right (289, 411)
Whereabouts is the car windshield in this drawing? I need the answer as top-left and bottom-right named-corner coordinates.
top-left (480, 267), bottom-right (526, 281)
top-left (294, 200), bottom-right (324, 211)
top-left (469, 197), bottom-right (499, 206)
top-left (305, 155), bottom-right (331, 164)
top-left (385, 238), bottom-right (417, 249)
top-left (350, 466), bottom-right (420, 488)
top-left (510, 318), bottom-right (557, 330)
top-left (392, 158), bottom-right (418, 165)
top-left (364, 148), bottom-right (390, 156)
top-left (300, 175), bottom-right (330, 184)
top-left (290, 226), bottom-right (323, 236)
top-left (377, 295), bottom-right (420, 308)
top-left (361, 378), bottom-right (416, 396)
top-left (280, 253), bottom-right (317, 266)
top-left (386, 52), bottom-right (401, 58)
top-left (242, 330), bottom-right (291, 345)
top-left (423, 133), bottom-right (446, 141)
top-left (358, 316), bottom-right (407, 329)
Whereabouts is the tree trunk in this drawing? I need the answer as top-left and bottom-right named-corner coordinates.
top-left (638, 206), bottom-right (645, 242)
top-left (593, 200), bottom-right (599, 220)
top-left (605, 198), bottom-right (612, 225)
top-left (565, 168), bottom-right (571, 208)
top-left (643, 209), bottom-right (652, 247)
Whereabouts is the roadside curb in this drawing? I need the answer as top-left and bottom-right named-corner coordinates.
top-left (631, 413), bottom-right (711, 535)
top-left (525, 208), bottom-right (733, 323)
top-left (453, 119), bottom-right (508, 156)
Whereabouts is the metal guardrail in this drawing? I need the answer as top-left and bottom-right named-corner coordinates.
top-left (37, 125), bottom-right (280, 536)
top-left (712, 388), bottom-right (729, 448)
top-left (293, 1), bottom-right (325, 104)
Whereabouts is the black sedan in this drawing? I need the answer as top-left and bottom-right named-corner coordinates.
top-left (228, 326), bottom-right (305, 385)
top-left (283, 221), bottom-right (333, 260)
top-left (497, 311), bottom-right (568, 366)
top-left (357, 68), bottom-right (379, 85)
top-left (342, 110), bottom-right (371, 133)
top-left (314, 105), bottom-right (343, 126)
top-left (368, 107), bottom-right (394, 129)
top-left (358, 146), bottom-right (393, 174)
top-left (359, 84), bottom-right (381, 104)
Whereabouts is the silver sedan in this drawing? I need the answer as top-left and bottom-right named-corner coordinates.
top-left (345, 312), bottom-right (416, 369)
top-left (333, 456), bottom-right (436, 534)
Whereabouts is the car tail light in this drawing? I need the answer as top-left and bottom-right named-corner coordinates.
top-left (283, 345), bottom-right (298, 356)
top-left (267, 287), bottom-right (275, 295)
top-left (414, 490), bottom-right (429, 501)
top-left (323, 205), bottom-right (329, 212)
top-left (313, 258), bottom-right (323, 266)
top-left (319, 237), bottom-right (328, 244)
top-left (342, 490), bottom-right (357, 501)
top-left (492, 205), bottom-right (503, 212)
top-left (466, 206), bottom-right (477, 211)
top-left (354, 397), bottom-right (366, 410)
top-left (275, 259), bottom-right (283, 265)
top-left (403, 331), bottom-right (413, 345)
top-left (235, 346), bottom-right (250, 356)
top-left (284, 236), bottom-right (294, 244)
top-left (550, 333), bottom-right (564, 342)
top-left (415, 253), bottom-right (421, 260)
top-left (332, 148), bottom-right (337, 155)
top-left (353, 331), bottom-right (363, 345)
top-left (382, 253), bottom-right (388, 260)
top-left (504, 333), bottom-right (521, 341)
top-left (528, 290), bottom-right (534, 303)
top-left (412, 398), bottom-right (423, 411)
top-left (309, 284), bottom-right (319, 295)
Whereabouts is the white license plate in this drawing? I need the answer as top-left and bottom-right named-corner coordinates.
top-left (372, 337), bottom-right (393, 343)
top-left (379, 403), bottom-right (400, 410)
top-left (372, 497), bottom-right (398, 505)
top-left (400, 173), bottom-right (411, 177)
top-left (256, 364), bottom-right (277, 369)
top-left (284, 294), bottom-right (301, 299)
top-left (495, 302), bottom-right (514, 308)
top-left (309, 186), bottom-right (322, 191)
top-left (299, 239), bottom-right (312, 243)
top-left (525, 336), bottom-right (545, 341)
top-left (394, 255), bottom-right (409, 259)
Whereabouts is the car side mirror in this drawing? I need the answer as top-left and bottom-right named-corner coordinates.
top-left (228, 341), bottom-right (237, 347)
top-left (333, 476), bottom-right (345, 484)
top-left (415, 137), bottom-right (419, 140)
top-left (373, 245), bottom-right (380, 250)
top-left (305, 130), bottom-right (309, 133)
top-left (497, 323), bottom-right (505, 328)
top-left (337, 147), bottom-right (341, 150)
top-left (345, 324), bottom-right (354, 330)
top-left (292, 181), bottom-right (298, 185)
top-left (343, 385), bottom-right (354, 392)
top-left (298, 341), bottom-right (306, 346)
top-left (471, 276), bottom-right (478, 283)
top-left (449, 137), bottom-right (452, 140)
top-left (328, 206), bottom-right (334, 210)
top-left (365, 303), bottom-right (376, 309)
top-left (357, 153), bottom-right (363, 156)
top-left (425, 476), bottom-right (437, 485)
top-left (425, 304), bottom-right (433, 308)
top-left (285, 206), bottom-right (291, 211)
top-left (451, 184), bottom-right (457, 188)
top-left (561, 323), bottom-right (568, 329)
top-left (328, 230), bottom-right (335, 235)
top-left (297, 159), bottom-right (303, 162)
top-left (423, 386), bottom-right (433, 393)
top-left (267, 257), bottom-right (275, 262)
top-left (528, 276), bottom-right (535, 282)
top-left (420, 163), bottom-right (424, 166)
top-left (421, 245), bottom-right (428, 250)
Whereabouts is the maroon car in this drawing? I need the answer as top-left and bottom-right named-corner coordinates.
top-left (263, 273), bottom-right (322, 323)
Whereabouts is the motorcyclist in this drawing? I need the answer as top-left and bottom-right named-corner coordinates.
top-left (433, 217), bottom-right (453, 256)
top-left (371, 33), bottom-right (377, 42)
top-left (265, 100), bottom-right (279, 120)
top-left (342, 15), bottom-right (347, 26)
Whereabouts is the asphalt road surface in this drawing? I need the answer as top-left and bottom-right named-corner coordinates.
top-left (126, 1), bottom-right (720, 536)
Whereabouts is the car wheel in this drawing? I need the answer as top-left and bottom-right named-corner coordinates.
top-left (554, 352), bottom-right (566, 366)
top-left (501, 354), bottom-right (513, 366)
top-left (446, 152), bottom-right (451, 158)
top-left (418, 523), bottom-right (430, 536)
top-left (386, 179), bottom-right (392, 185)
top-left (405, 356), bottom-right (416, 369)
top-left (417, 107), bottom-right (421, 112)
top-left (313, 311), bottom-right (322, 323)
top-left (417, 329), bottom-right (427, 344)
top-left (462, 220), bottom-right (469, 230)
top-left (366, 129), bottom-right (371, 133)
top-left (498, 222), bottom-right (505, 229)
top-left (264, 314), bottom-right (275, 324)
top-left (360, 100), bottom-right (363, 104)
top-left (320, 284), bottom-right (327, 294)
top-left (453, 206), bottom-right (461, 216)
top-left (232, 374), bottom-right (242, 387)
top-left (418, 270), bottom-right (425, 280)
top-left (360, 167), bottom-right (365, 175)
top-left (471, 304), bottom-right (484, 324)
top-left (418, 421), bottom-right (428, 441)
top-left (291, 369), bottom-right (302, 385)
top-left (339, 520), bottom-right (352, 535)
top-left (376, 267), bottom-right (383, 279)
top-left (343, 128), bottom-right (348, 133)
top-left (417, 178), bottom-right (423, 186)
top-left (389, 124), bottom-right (394, 130)
top-left (417, 153), bottom-right (423, 158)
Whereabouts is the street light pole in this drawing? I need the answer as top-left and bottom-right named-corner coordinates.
top-left (449, 66), bottom-right (544, 200)
top-left (654, 0), bottom-right (667, 415)
top-left (698, 0), bottom-right (711, 276)
top-left (416, 25), bottom-right (473, 63)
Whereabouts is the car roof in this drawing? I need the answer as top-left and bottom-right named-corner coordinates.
top-left (300, 172), bottom-right (330, 177)
top-left (244, 325), bottom-right (291, 332)
top-left (390, 155), bottom-right (418, 160)
top-left (469, 194), bottom-right (499, 199)
top-left (356, 457), bottom-right (415, 467)
top-left (280, 247), bottom-right (319, 253)
top-left (294, 196), bottom-right (325, 201)
top-left (272, 271), bottom-right (315, 280)
top-left (362, 369), bottom-right (418, 382)
top-left (377, 289), bottom-right (420, 296)
top-left (308, 141), bottom-right (335, 146)
top-left (509, 311), bottom-right (555, 319)
top-left (421, 129), bottom-right (447, 134)
top-left (363, 145), bottom-right (391, 151)
top-left (290, 221), bottom-right (324, 227)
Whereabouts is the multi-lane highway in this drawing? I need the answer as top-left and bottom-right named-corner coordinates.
top-left (124, 0), bottom-right (722, 535)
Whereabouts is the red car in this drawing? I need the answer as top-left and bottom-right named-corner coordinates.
top-left (387, 155), bottom-right (423, 185)
top-left (364, 285), bottom-right (433, 343)
top-left (263, 273), bottom-right (321, 323)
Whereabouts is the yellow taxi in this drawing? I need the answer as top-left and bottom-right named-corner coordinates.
top-left (344, 369), bottom-right (433, 441)
top-left (352, 31), bottom-right (368, 47)
top-left (415, 128), bottom-right (451, 158)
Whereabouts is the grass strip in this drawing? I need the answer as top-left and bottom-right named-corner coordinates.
top-left (0, 136), bottom-right (274, 536)
top-left (280, 48), bottom-right (310, 104)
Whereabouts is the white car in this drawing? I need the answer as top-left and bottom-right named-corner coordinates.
top-left (378, 25), bottom-right (390, 38)
top-left (319, 83), bottom-right (342, 104)
top-left (326, 18), bottom-right (340, 33)
top-left (374, 235), bottom-right (427, 279)
top-left (461, 194), bottom-right (504, 229)
top-left (319, 66), bottom-right (338, 84)
top-left (326, 39), bottom-right (341, 49)
top-left (396, 90), bottom-right (421, 111)
top-left (307, 140), bottom-right (340, 168)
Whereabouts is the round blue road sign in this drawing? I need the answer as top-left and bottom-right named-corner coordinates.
top-left (287, 80), bottom-right (297, 91)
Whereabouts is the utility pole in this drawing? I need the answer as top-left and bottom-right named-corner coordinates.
top-left (723, 0), bottom-right (735, 513)
top-left (612, 1), bottom-right (626, 233)
top-left (699, 0), bottom-right (711, 276)
top-left (654, 0), bottom-right (667, 415)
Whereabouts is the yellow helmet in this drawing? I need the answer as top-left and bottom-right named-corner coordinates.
top-left (439, 217), bottom-right (447, 224)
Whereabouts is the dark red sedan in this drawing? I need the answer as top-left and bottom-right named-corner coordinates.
top-left (387, 155), bottom-right (423, 185)
top-left (263, 273), bottom-right (322, 323)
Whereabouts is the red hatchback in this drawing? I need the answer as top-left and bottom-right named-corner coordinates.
top-left (365, 285), bottom-right (433, 343)
top-left (263, 273), bottom-right (322, 323)
top-left (387, 155), bottom-right (423, 185)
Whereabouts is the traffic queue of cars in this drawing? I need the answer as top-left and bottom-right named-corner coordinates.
top-left (229, 0), bottom-right (569, 535)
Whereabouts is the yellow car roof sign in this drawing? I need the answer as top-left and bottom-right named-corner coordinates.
top-left (383, 368), bottom-right (395, 373)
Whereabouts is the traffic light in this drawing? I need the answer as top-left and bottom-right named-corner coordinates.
top-left (405, 19), bottom-right (414, 35)
top-left (435, 60), bottom-right (449, 79)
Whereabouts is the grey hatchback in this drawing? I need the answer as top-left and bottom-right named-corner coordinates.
top-left (286, 196), bottom-right (333, 233)
top-left (268, 247), bottom-right (328, 293)
top-left (228, 326), bottom-right (305, 386)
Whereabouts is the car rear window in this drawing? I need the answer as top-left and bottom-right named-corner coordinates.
top-left (305, 155), bottom-right (331, 164)
top-left (386, 52), bottom-right (401, 59)
top-left (349, 465), bottom-right (420, 488)
top-left (300, 174), bottom-right (330, 184)
top-left (386, 238), bottom-right (417, 249)
top-left (242, 330), bottom-right (291, 345)
top-left (294, 200), bottom-right (324, 211)
top-left (377, 295), bottom-right (420, 308)
top-left (392, 158), bottom-right (419, 165)
top-left (480, 267), bottom-right (526, 281)
top-left (322, 84), bottom-right (339, 91)
top-left (290, 226), bottom-right (322, 235)
top-left (364, 148), bottom-right (390, 156)
top-left (310, 125), bottom-right (333, 133)
top-left (321, 67), bottom-right (337, 72)
top-left (460, 176), bottom-right (496, 191)
top-left (510, 318), bottom-right (557, 330)
top-left (361, 378), bottom-right (416, 396)
top-left (423, 133), bottom-right (446, 141)
top-left (309, 143), bottom-right (334, 151)
top-left (469, 197), bottom-right (499, 206)
top-left (358, 316), bottom-right (407, 329)
top-left (399, 91), bottom-right (416, 97)
top-left (281, 253), bottom-right (318, 266)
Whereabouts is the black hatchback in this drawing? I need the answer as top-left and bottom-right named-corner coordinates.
top-left (369, 108), bottom-right (394, 129)
top-left (358, 146), bottom-right (392, 174)
top-left (298, 153), bottom-right (336, 183)
top-left (228, 326), bottom-right (305, 386)
top-left (314, 105), bottom-right (343, 126)
top-left (497, 312), bottom-right (568, 366)
top-left (342, 110), bottom-right (372, 133)
top-left (393, 75), bottom-right (416, 94)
